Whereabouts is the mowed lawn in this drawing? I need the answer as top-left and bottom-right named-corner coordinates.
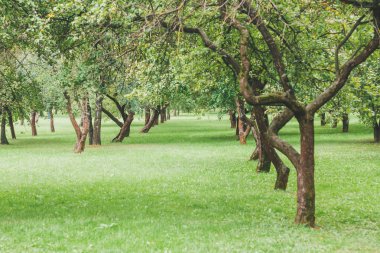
top-left (0, 114), bottom-right (379, 252)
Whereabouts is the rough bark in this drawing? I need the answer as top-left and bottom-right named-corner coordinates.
top-left (229, 110), bottom-right (237, 128)
top-left (30, 111), bottom-right (37, 136)
top-left (251, 115), bottom-right (271, 173)
top-left (92, 96), bottom-right (103, 145)
top-left (342, 113), bottom-right (349, 133)
top-left (154, 106), bottom-right (160, 126)
top-left (295, 114), bottom-right (315, 227)
top-left (5, 107), bottom-right (16, 139)
top-left (113, 112), bottom-right (134, 142)
top-left (141, 108), bottom-right (159, 133)
top-left (236, 100), bottom-right (248, 144)
top-left (49, 108), bottom-right (55, 133)
top-left (320, 113), bottom-right (326, 126)
top-left (1, 108), bottom-right (9, 145)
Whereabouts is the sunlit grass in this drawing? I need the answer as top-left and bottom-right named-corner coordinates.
top-left (0, 114), bottom-right (379, 252)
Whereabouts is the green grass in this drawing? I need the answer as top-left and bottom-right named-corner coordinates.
top-left (0, 114), bottom-right (379, 252)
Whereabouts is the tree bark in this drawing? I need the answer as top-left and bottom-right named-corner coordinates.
top-left (5, 107), bottom-right (16, 139)
top-left (320, 112), bottom-right (326, 126)
top-left (160, 106), bottom-right (166, 123)
top-left (331, 118), bottom-right (338, 128)
top-left (49, 108), bottom-right (55, 133)
top-left (295, 114), bottom-right (316, 227)
top-left (113, 112), bottom-right (134, 142)
top-left (167, 108), bottom-right (170, 120)
top-left (229, 110), bottom-right (237, 128)
top-left (30, 111), bottom-right (37, 136)
top-left (87, 103), bottom-right (94, 145)
top-left (141, 108), bottom-right (159, 133)
top-left (154, 106), bottom-right (160, 126)
top-left (145, 108), bottom-right (150, 126)
top-left (342, 113), bottom-right (349, 133)
top-left (64, 92), bottom-right (89, 153)
top-left (92, 95), bottom-right (103, 145)
top-left (1, 108), bottom-right (9, 145)
top-left (251, 116), bottom-right (271, 173)
top-left (374, 122), bottom-right (380, 143)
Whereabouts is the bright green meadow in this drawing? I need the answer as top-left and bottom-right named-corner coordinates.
top-left (0, 115), bottom-right (379, 252)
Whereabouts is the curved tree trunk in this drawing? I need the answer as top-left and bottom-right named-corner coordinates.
top-left (49, 108), bottom-right (55, 133)
top-left (113, 112), bottom-right (134, 142)
top-left (342, 113), bottom-right (349, 133)
top-left (141, 108), bottom-right (159, 133)
top-left (5, 107), bottom-right (16, 139)
top-left (1, 108), bottom-right (9, 145)
top-left (64, 92), bottom-right (89, 153)
top-left (92, 95), bottom-right (103, 145)
top-left (30, 111), bottom-right (37, 136)
top-left (295, 114), bottom-right (315, 227)
top-left (251, 116), bottom-right (271, 173)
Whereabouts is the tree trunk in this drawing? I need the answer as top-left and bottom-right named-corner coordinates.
top-left (320, 112), bottom-right (326, 126)
top-left (253, 107), bottom-right (289, 190)
top-left (145, 108), bottom-right (150, 125)
top-left (1, 108), bottom-right (9, 145)
top-left (87, 103), bottom-right (94, 145)
top-left (229, 110), bottom-right (237, 128)
top-left (64, 92), bottom-right (89, 153)
top-left (251, 117), bottom-right (271, 173)
top-left (49, 108), bottom-right (55, 133)
top-left (20, 117), bottom-right (24, 126)
top-left (5, 107), bottom-right (16, 139)
top-left (235, 117), bottom-right (240, 140)
top-left (295, 114), bottom-right (316, 227)
top-left (141, 108), bottom-right (159, 133)
top-left (92, 96), bottom-right (103, 145)
top-left (167, 108), bottom-right (170, 120)
top-left (331, 118), bottom-right (338, 128)
top-left (160, 107), bottom-right (166, 123)
top-left (30, 111), bottom-right (37, 136)
top-left (374, 122), bottom-right (380, 143)
top-left (236, 101), bottom-right (248, 144)
top-left (154, 106), bottom-right (160, 126)
top-left (342, 113), bottom-right (349, 133)
top-left (113, 112), bottom-right (134, 142)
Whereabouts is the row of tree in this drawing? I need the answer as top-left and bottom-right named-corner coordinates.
top-left (1, 0), bottom-right (379, 227)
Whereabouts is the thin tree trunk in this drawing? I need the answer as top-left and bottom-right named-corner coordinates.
top-left (295, 114), bottom-right (316, 227)
top-left (145, 108), bottom-right (150, 126)
top-left (1, 108), bottom-right (9, 145)
top-left (235, 117), bottom-right (240, 140)
top-left (20, 117), bottom-right (24, 126)
top-left (229, 110), bottom-right (237, 128)
top-left (64, 92), bottom-right (89, 153)
top-left (331, 118), bottom-right (338, 128)
top-left (251, 116), bottom-right (271, 173)
top-left (49, 108), bottom-right (55, 133)
top-left (92, 96), bottom-right (103, 145)
top-left (5, 107), bottom-right (16, 139)
top-left (342, 113), bottom-right (349, 133)
top-left (374, 122), bottom-right (380, 143)
top-left (320, 112), bottom-right (326, 126)
top-left (141, 108), bottom-right (159, 133)
top-left (113, 112), bottom-right (134, 142)
top-left (88, 103), bottom-right (93, 145)
top-left (173, 109), bottom-right (177, 116)
top-left (166, 108), bottom-right (170, 120)
top-left (30, 111), bottom-right (37, 136)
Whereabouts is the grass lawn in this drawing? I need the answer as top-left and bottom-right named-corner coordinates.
top-left (0, 114), bottom-right (379, 252)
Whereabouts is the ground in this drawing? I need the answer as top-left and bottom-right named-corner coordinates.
top-left (0, 114), bottom-right (379, 252)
